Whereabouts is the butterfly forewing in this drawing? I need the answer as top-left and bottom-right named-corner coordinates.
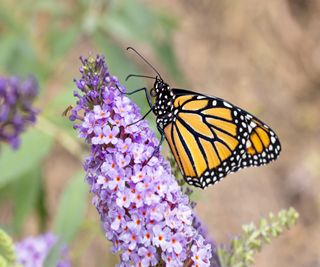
top-left (161, 89), bottom-right (281, 189)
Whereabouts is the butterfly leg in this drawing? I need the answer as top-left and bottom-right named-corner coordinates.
top-left (116, 85), bottom-right (153, 108)
top-left (152, 126), bottom-right (165, 155)
top-left (144, 126), bottom-right (165, 164)
top-left (128, 107), bottom-right (154, 126)
top-left (116, 85), bottom-right (154, 126)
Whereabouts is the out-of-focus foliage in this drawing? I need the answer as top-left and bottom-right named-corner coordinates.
top-left (0, 0), bottom-right (180, 85)
top-left (218, 207), bottom-right (299, 267)
top-left (0, 0), bottom-right (181, 265)
top-left (0, 229), bottom-right (17, 267)
top-left (45, 172), bottom-right (88, 267)
top-left (0, 129), bottom-right (52, 187)
top-left (0, 0), bottom-right (301, 266)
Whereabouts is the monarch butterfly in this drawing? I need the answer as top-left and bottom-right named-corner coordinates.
top-left (124, 47), bottom-right (281, 189)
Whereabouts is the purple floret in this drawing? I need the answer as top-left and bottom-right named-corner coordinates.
top-left (15, 232), bottom-right (71, 267)
top-left (0, 75), bottom-right (38, 149)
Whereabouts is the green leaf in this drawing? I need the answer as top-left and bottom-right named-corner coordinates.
top-left (1, 36), bottom-right (39, 76)
top-left (36, 175), bottom-right (48, 232)
top-left (45, 171), bottom-right (88, 267)
top-left (53, 171), bottom-right (88, 242)
top-left (0, 34), bottom-right (20, 68)
top-left (47, 25), bottom-right (80, 62)
top-left (11, 168), bottom-right (41, 234)
top-left (0, 128), bottom-right (53, 188)
top-left (102, 0), bottom-right (156, 44)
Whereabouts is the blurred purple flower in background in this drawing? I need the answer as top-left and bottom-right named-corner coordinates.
top-left (0, 76), bottom-right (38, 149)
top-left (71, 55), bottom-right (220, 266)
top-left (15, 232), bottom-right (71, 267)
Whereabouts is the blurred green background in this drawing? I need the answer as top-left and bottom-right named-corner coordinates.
top-left (1, 0), bottom-right (320, 266)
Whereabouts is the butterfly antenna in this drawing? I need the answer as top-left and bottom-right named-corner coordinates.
top-left (125, 74), bottom-right (156, 81)
top-left (127, 47), bottom-right (162, 80)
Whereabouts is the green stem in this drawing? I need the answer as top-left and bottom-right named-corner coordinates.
top-left (35, 115), bottom-right (85, 161)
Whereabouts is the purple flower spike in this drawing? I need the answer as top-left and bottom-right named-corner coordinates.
top-left (71, 55), bottom-right (220, 266)
top-left (15, 232), bottom-right (71, 267)
top-left (0, 75), bottom-right (38, 149)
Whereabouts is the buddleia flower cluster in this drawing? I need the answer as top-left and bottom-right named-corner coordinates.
top-left (0, 76), bottom-right (38, 149)
top-left (15, 232), bottom-right (71, 267)
top-left (70, 55), bottom-right (218, 266)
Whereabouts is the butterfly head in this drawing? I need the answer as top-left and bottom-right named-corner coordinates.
top-left (150, 76), bottom-right (170, 98)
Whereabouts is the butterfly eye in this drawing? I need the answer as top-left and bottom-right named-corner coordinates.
top-left (150, 88), bottom-right (157, 97)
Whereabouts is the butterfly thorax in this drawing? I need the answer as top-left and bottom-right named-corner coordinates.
top-left (152, 79), bottom-right (175, 128)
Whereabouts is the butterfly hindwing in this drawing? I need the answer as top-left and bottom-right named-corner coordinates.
top-left (163, 89), bottom-right (281, 188)
top-left (239, 113), bottom-right (281, 168)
